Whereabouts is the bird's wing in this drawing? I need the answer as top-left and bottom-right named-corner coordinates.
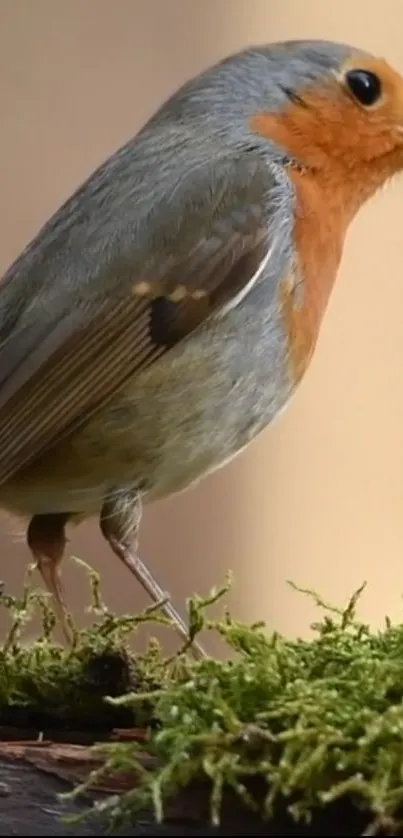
top-left (0, 148), bottom-right (287, 484)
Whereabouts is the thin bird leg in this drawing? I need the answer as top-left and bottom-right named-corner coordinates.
top-left (27, 513), bottom-right (72, 644)
top-left (100, 488), bottom-right (207, 660)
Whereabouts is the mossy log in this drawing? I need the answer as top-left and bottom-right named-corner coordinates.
top-left (2, 568), bottom-right (403, 835)
top-left (0, 738), bottom-right (390, 836)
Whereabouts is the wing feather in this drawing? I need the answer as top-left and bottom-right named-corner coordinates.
top-left (0, 148), bottom-right (282, 484)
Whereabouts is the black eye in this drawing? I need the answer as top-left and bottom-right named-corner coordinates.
top-left (345, 69), bottom-right (382, 107)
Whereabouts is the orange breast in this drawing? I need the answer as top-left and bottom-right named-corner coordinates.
top-left (279, 166), bottom-right (347, 385)
top-left (250, 88), bottom-right (393, 387)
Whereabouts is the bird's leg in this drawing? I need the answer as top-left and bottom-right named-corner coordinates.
top-left (100, 488), bottom-right (207, 659)
top-left (27, 513), bottom-right (72, 644)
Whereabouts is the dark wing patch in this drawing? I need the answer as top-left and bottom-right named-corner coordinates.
top-left (0, 152), bottom-right (278, 485)
top-left (149, 296), bottom-right (208, 348)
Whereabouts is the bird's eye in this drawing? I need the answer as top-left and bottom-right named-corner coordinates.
top-left (344, 69), bottom-right (382, 107)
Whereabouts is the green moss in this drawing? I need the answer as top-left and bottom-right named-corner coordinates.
top-left (67, 579), bottom-right (403, 835)
top-left (3, 562), bottom-right (403, 836)
top-left (0, 559), bottom-right (170, 731)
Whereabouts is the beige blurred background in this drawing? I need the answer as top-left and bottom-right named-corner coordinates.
top-left (0, 0), bottom-right (403, 655)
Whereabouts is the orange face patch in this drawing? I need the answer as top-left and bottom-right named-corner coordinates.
top-left (251, 54), bottom-right (403, 202)
top-left (251, 60), bottom-right (403, 385)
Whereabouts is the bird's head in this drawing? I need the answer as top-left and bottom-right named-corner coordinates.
top-left (160, 40), bottom-right (403, 213)
top-left (148, 40), bottom-right (403, 219)
top-left (245, 41), bottom-right (403, 207)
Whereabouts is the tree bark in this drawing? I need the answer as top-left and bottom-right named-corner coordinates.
top-left (0, 739), bottom-right (394, 836)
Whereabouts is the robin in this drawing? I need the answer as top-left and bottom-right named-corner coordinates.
top-left (0, 39), bottom-right (401, 657)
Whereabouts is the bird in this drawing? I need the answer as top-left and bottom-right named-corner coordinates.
top-left (0, 39), bottom-right (402, 658)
